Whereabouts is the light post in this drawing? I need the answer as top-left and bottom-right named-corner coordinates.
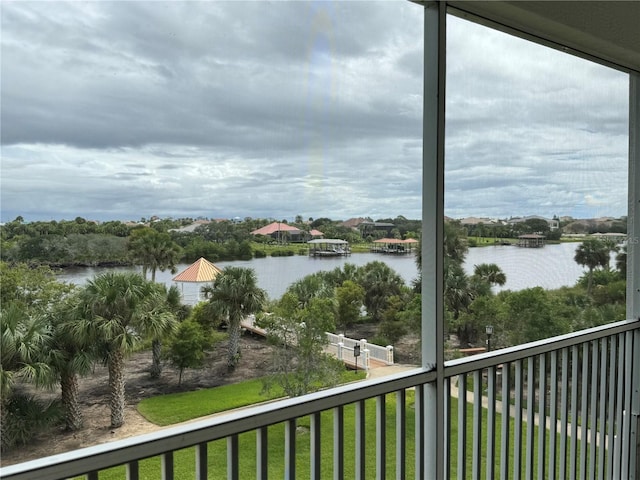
top-left (485, 325), bottom-right (494, 352)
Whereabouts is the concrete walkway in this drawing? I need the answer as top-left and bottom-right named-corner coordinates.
top-left (364, 367), bottom-right (599, 447)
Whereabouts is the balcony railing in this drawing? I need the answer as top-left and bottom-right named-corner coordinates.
top-left (1, 319), bottom-right (638, 480)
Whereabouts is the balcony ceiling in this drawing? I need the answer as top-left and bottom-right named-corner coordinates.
top-left (440, 1), bottom-right (640, 74)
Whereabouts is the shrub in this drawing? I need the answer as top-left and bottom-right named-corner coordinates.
top-left (2, 395), bottom-right (62, 451)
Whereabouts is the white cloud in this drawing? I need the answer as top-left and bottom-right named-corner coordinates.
top-left (0, 2), bottom-right (629, 223)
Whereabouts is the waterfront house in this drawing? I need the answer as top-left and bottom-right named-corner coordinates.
top-left (250, 221), bottom-right (305, 243)
top-left (3, 2), bottom-right (638, 479)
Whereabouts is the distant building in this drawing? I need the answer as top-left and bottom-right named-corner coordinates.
top-left (507, 215), bottom-right (559, 231)
top-left (342, 217), bottom-right (371, 229)
top-left (169, 219), bottom-right (212, 233)
top-left (459, 217), bottom-right (499, 226)
top-left (251, 221), bottom-right (305, 242)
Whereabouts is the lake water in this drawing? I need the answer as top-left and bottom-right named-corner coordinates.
top-left (56, 242), bottom-right (594, 303)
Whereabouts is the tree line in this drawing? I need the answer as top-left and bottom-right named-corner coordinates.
top-left (1, 215), bottom-right (421, 267)
top-left (0, 218), bottom-right (627, 453)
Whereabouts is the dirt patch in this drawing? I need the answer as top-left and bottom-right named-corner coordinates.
top-left (1, 332), bottom-right (275, 467)
top-left (1, 324), bottom-right (419, 467)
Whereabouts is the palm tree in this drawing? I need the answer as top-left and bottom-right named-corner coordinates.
top-left (444, 221), bottom-right (469, 263)
top-left (128, 228), bottom-right (182, 282)
top-left (472, 263), bottom-right (507, 291)
top-left (47, 294), bottom-right (94, 431)
top-left (147, 285), bottom-right (181, 379)
top-left (444, 260), bottom-right (474, 345)
top-left (74, 272), bottom-right (174, 428)
top-left (357, 261), bottom-right (404, 322)
top-left (444, 260), bottom-right (473, 321)
top-left (205, 267), bottom-right (266, 370)
top-left (0, 304), bottom-right (53, 450)
top-left (574, 238), bottom-right (613, 295)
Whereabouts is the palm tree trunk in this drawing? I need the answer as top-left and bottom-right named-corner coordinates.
top-left (61, 372), bottom-right (83, 430)
top-left (227, 316), bottom-right (241, 370)
top-left (108, 349), bottom-right (126, 428)
top-left (150, 339), bottom-right (162, 379)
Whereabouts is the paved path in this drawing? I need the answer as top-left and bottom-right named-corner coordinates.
top-left (365, 367), bottom-right (599, 446)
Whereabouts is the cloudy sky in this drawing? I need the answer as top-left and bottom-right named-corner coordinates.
top-left (1, 1), bottom-right (630, 223)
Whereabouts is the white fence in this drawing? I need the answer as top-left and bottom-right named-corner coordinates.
top-left (325, 333), bottom-right (394, 371)
top-left (240, 317), bottom-right (394, 370)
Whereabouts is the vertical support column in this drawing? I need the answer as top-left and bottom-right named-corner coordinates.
top-left (628, 71), bottom-right (640, 480)
top-left (422, 2), bottom-right (446, 478)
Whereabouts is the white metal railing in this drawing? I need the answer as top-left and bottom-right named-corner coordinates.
top-left (325, 333), bottom-right (394, 367)
top-left (443, 318), bottom-right (639, 480)
top-left (239, 320), bottom-right (395, 370)
top-left (1, 319), bottom-right (637, 480)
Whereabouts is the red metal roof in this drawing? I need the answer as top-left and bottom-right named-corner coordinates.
top-left (172, 257), bottom-right (222, 283)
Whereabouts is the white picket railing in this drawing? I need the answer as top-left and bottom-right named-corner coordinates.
top-left (2, 319), bottom-right (637, 480)
top-left (240, 317), bottom-right (395, 370)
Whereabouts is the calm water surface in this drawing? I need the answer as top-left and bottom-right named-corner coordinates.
top-left (57, 243), bottom-right (592, 302)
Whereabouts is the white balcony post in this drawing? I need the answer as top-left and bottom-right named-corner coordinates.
top-left (359, 339), bottom-right (368, 371)
top-left (422, 1), bottom-right (446, 478)
top-left (628, 71), bottom-right (640, 480)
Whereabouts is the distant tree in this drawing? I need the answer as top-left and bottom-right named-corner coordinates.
top-left (286, 273), bottom-right (330, 308)
top-left (504, 287), bottom-right (568, 344)
top-left (444, 261), bottom-right (474, 344)
top-left (0, 261), bottom-right (71, 310)
top-left (356, 261), bottom-right (404, 322)
top-left (471, 263), bottom-right (506, 295)
top-left (167, 320), bottom-right (208, 385)
top-left (456, 295), bottom-right (502, 346)
top-left (444, 261), bottom-right (473, 321)
top-left (377, 292), bottom-right (412, 345)
top-left (128, 228), bottom-right (182, 281)
top-left (523, 218), bottom-right (550, 234)
top-left (574, 238), bottom-right (614, 295)
top-left (260, 294), bottom-right (340, 397)
top-left (444, 221), bottom-right (468, 263)
top-left (334, 280), bottom-right (365, 333)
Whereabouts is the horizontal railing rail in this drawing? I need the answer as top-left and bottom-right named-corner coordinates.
top-left (443, 317), bottom-right (639, 480)
top-left (1, 318), bottom-right (637, 480)
top-left (444, 317), bottom-right (639, 376)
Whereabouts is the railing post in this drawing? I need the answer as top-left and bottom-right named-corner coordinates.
top-left (337, 334), bottom-right (344, 361)
top-left (358, 339), bottom-right (368, 371)
top-left (422, 1), bottom-right (446, 478)
top-left (628, 71), bottom-right (640, 480)
top-left (386, 345), bottom-right (394, 365)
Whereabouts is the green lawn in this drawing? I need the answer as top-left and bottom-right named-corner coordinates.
top-left (137, 379), bottom-right (284, 425)
top-left (138, 372), bottom-right (366, 426)
top-left (100, 378), bottom-right (594, 479)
